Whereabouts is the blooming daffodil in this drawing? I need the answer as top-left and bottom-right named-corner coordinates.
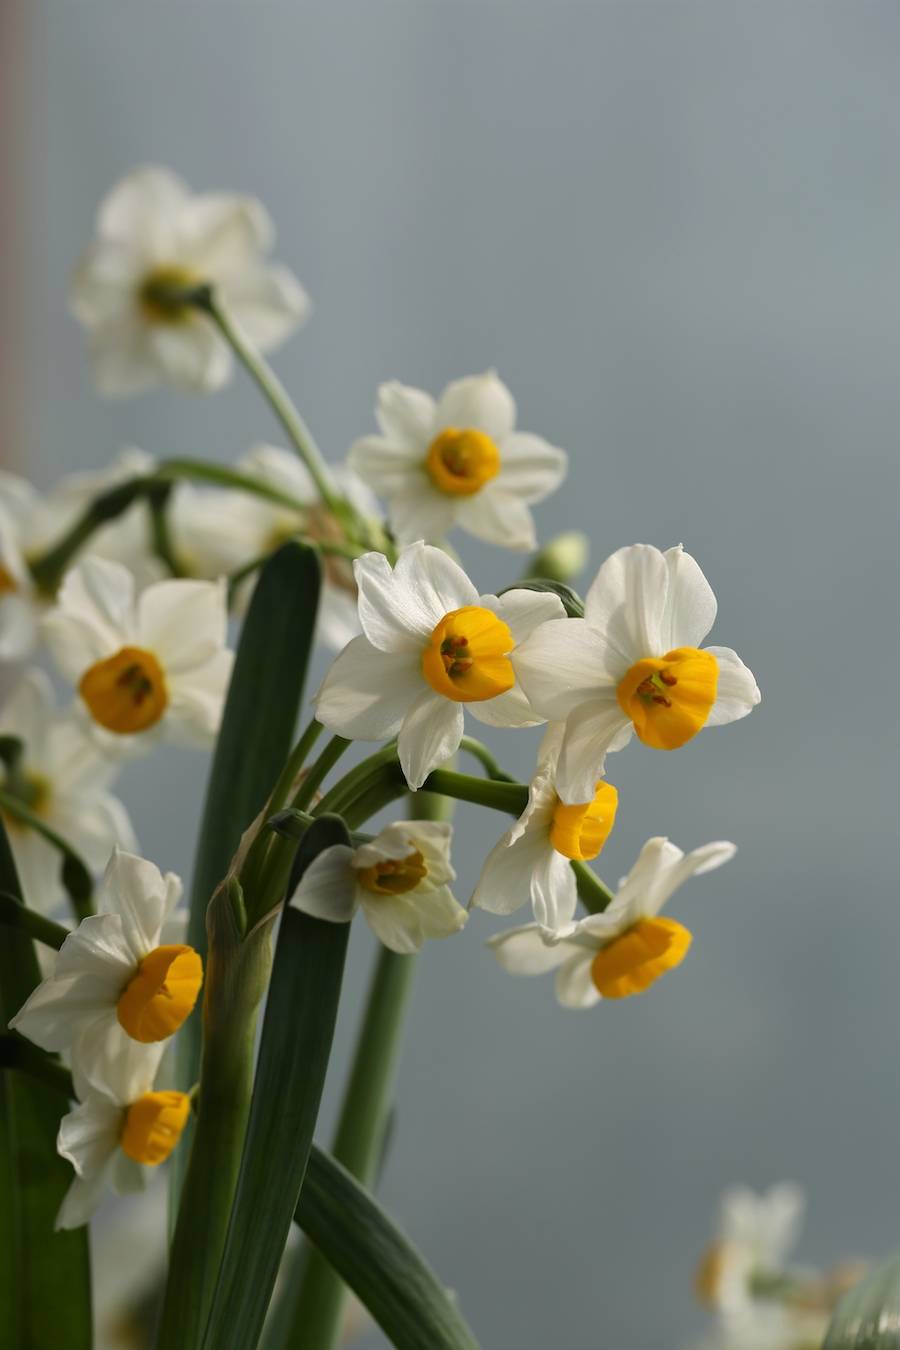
top-left (290, 820), bottom-right (466, 954)
top-left (695, 1184), bottom-right (807, 1314)
top-left (314, 541), bottom-right (566, 790)
top-left (70, 165), bottom-right (310, 396)
top-left (513, 543), bottom-right (761, 802)
top-left (487, 836), bottom-right (736, 1008)
top-left (41, 557), bottom-right (233, 749)
top-left (348, 372), bottom-right (567, 550)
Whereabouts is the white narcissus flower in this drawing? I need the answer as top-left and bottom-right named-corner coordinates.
top-left (10, 849), bottom-right (199, 1100)
top-left (512, 543), bottom-right (761, 803)
top-left (291, 820), bottom-right (466, 954)
top-left (695, 1184), bottom-right (806, 1315)
top-left (71, 165), bottom-right (310, 396)
top-left (314, 541), bottom-right (566, 790)
top-left (693, 1303), bottom-right (828, 1350)
top-left (0, 472), bottom-right (50, 660)
top-left (41, 557), bottom-right (233, 751)
top-left (348, 372), bottom-right (567, 550)
top-left (55, 1060), bottom-right (191, 1231)
top-left (0, 669), bottom-right (136, 913)
top-left (471, 724), bottom-right (618, 930)
top-left (487, 836), bottom-right (736, 1008)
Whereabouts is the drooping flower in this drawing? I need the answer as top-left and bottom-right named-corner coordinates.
top-left (10, 849), bottom-right (200, 1098)
top-left (70, 165), bottom-right (310, 396)
top-left (471, 724), bottom-right (618, 930)
top-left (55, 1057), bottom-right (191, 1230)
top-left (0, 669), bottom-right (136, 913)
top-left (41, 557), bottom-right (233, 750)
top-left (348, 372), bottom-right (567, 550)
top-left (487, 836), bottom-right (735, 1008)
top-left (512, 543), bottom-right (760, 802)
top-left (314, 541), bottom-right (566, 790)
top-left (290, 820), bottom-right (466, 954)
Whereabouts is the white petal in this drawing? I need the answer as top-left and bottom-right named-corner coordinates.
top-left (455, 490), bottom-right (536, 551)
top-left (0, 668), bottom-right (54, 753)
top-left (532, 850), bottom-right (578, 930)
top-left (348, 436), bottom-right (422, 496)
top-left (224, 263), bottom-right (311, 350)
top-left (0, 595), bottom-right (38, 661)
top-left (96, 166), bottom-right (188, 245)
top-left (55, 1167), bottom-right (114, 1230)
top-left (583, 544), bottom-right (671, 663)
top-left (555, 698), bottom-right (632, 803)
top-left (705, 646), bottom-right (761, 727)
top-left (467, 684), bottom-right (545, 729)
top-left (69, 239), bottom-right (142, 326)
top-left (59, 556), bottom-right (135, 644)
top-left (5, 830), bottom-right (65, 914)
top-left (165, 648), bottom-right (234, 748)
top-left (353, 551), bottom-right (432, 652)
top-left (642, 839), bottom-right (737, 917)
top-left (471, 830), bottom-right (550, 916)
top-left (57, 1094), bottom-right (122, 1178)
top-left (495, 432), bottom-right (567, 503)
top-left (658, 545), bottom-right (717, 651)
top-left (74, 1027), bottom-right (165, 1104)
top-left (50, 792), bottom-right (138, 873)
top-left (554, 951), bottom-right (601, 1009)
top-left (177, 194), bottom-right (272, 273)
top-left (434, 372), bottom-right (516, 442)
top-left (360, 895), bottom-right (424, 954)
top-left (388, 489), bottom-right (457, 547)
top-left (397, 690), bottom-right (464, 791)
top-left (289, 845), bottom-right (357, 922)
top-left (315, 636), bottom-right (421, 741)
top-left (98, 849), bottom-right (180, 958)
top-left (86, 316), bottom-right (158, 398)
top-left (137, 578), bottom-right (227, 673)
top-left (392, 542), bottom-right (479, 626)
top-left (414, 884), bottom-right (468, 940)
top-left (375, 381), bottom-right (437, 446)
top-left (148, 321), bottom-right (233, 394)
top-left (112, 1151), bottom-right (149, 1197)
top-left (489, 588), bottom-right (566, 646)
top-left (486, 924), bottom-right (576, 974)
top-left (511, 618), bottom-right (614, 722)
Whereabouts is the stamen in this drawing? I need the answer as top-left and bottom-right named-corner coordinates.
top-left (79, 646), bottom-right (169, 735)
top-left (617, 647), bottom-right (718, 750)
top-left (424, 427), bottom-right (501, 497)
top-left (357, 848), bottom-right (428, 896)
top-left (422, 606), bottom-right (515, 703)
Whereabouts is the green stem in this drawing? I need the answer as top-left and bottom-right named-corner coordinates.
top-left (147, 481), bottom-right (185, 577)
top-left (27, 477), bottom-right (154, 594)
top-left (572, 860), bottom-right (615, 914)
top-left (239, 718), bottom-right (324, 900)
top-left (0, 894), bottom-right (67, 949)
top-left (458, 735), bottom-right (517, 781)
top-left (421, 768), bottom-right (528, 816)
top-left (0, 790), bottom-right (93, 920)
top-left (0, 1034), bottom-right (73, 1098)
top-left (289, 735), bottom-right (352, 814)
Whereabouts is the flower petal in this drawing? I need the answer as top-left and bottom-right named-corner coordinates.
top-left (415, 885), bottom-right (468, 940)
top-left (486, 924), bottom-right (577, 975)
top-left (658, 545), bottom-right (717, 651)
top-left (290, 845), bottom-right (358, 922)
top-left (360, 895), bottom-right (424, 954)
top-left (97, 166), bottom-right (188, 246)
top-left (137, 578), bottom-right (228, 673)
top-left (397, 689), bottom-right (464, 791)
top-left (556, 697), bottom-right (632, 803)
top-left (471, 830), bottom-right (550, 916)
top-left (455, 490), bottom-right (536, 551)
top-left (315, 636), bottom-right (421, 741)
top-left (354, 551), bottom-right (433, 651)
top-left (495, 432), bottom-right (567, 503)
top-left (489, 588), bottom-right (566, 646)
top-left (387, 489), bottom-right (457, 547)
top-left (531, 850), bottom-right (578, 930)
top-left (177, 194), bottom-right (273, 273)
top-left (392, 541), bottom-right (479, 626)
top-left (512, 618), bottom-right (614, 722)
top-left (148, 321), bottom-right (232, 394)
top-left (555, 951), bottom-right (601, 1009)
top-left (705, 646), bottom-right (761, 726)
top-left (348, 436), bottom-right (422, 497)
top-left (86, 316), bottom-right (158, 398)
top-left (583, 544), bottom-right (672, 663)
top-left (224, 263), bottom-right (311, 350)
top-left (374, 381), bottom-right (436, 446)
top-left (434, 372), bottom-right (516, 442)
top-left (98, 849), bottom-right (181, 959)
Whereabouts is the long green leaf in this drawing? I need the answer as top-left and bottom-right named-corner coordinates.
top-left (0, 820), bottom-right (91, 1350)
top-left (825, 1252), bottom-right (900, 1348)
top-left (295, 1146), bottom-right (480, 1350)
top-left (201, 816), bottom-right (351, 1350)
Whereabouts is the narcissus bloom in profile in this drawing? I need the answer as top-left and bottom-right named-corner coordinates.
top-left (314, 541), bottom-right (565, 790)
top-left (471, 725), bottom-right (618, 930)
top-left (0, 670), bottom-right (136, 913)
top-left (695, 1184), bottom-right (806, 1315)
top-left (291, 820), bottom-right (466, 954)
top-left (513, 543), bottom-right (760, 802)
top-left (487, 836), bottom-right (735, 1008)
top-left (348, 372), bottom-right (567, 550)
top-left (10, 850), bottom-right (200, 1099)
top-left (42, 557), bottom-right (233, 750)
top-left (70, 165), bottom-right (310, 396)
top-left (55, 1060), bottom-right (191, 1230)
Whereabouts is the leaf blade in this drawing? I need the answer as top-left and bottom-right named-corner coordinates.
top-left (825, 1252), bottom-right (900, 1349)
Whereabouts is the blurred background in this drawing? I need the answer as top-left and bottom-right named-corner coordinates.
top-left (7, 2), bottom-right (900, 1345)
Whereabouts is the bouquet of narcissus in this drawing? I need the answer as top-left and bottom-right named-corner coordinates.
top-left (0, 167), bottom-right (763, 1350)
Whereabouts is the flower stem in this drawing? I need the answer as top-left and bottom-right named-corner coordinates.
top-left (0, 894), bottom-right (67, 950)
top-left (289, 735), bottom-right (352, 814)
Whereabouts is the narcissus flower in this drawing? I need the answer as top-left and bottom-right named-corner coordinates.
top-left (291, 820), bottom-right (466, 954)
top-left (487, 836), bottom-right (735, 1008)
top-left (513, 544), bottom-right (760, 802)
top-left (472, 725), bottom-right (618, 929)
top-left (10, 849), bottom-right (200, 1098)
top-left (695, 1184), bottom-right (806, 1314)
top-left (0, 472), bottom-right (50, 660)
top-left (71, 165), bottom-right (310, 396)
top-left (42, 557), bottom-right (233, 750)
top-left (55, 1060), bottom-right (191, 1230)
top-left (314, 541), bottom-right (565, 790)
top-left (348, 372), bottom-right (567, 550)
top-left (0, 670), bottom-right (136, 913)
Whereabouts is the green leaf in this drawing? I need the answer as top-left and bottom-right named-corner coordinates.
top-left (295, 1146), bottom-right (480, 1350)
top-left (0, 819), bottom-right (91, 1350)
top-left (825, 1251), bottom-right (900, 1348)
top-left (201, 816), bottom-right (352, 1350)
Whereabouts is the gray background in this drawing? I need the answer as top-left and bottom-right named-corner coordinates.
top-left (20, 3), bottom-right (900, 1346)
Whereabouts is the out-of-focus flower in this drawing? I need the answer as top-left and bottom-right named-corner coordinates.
top-left (0, 669), bottom-right (136, 913)
top-left (10, 849), bottom-right (197, 1099)
top-left (696, 1184), bottom-right (807, 1314)
top-left (348, 372), bottom-right (566, 550)
top-left (291, 820), bottom-right (466, 954)
top-left (471, 724), bottom-right (618, 929)
top-left (513, 543), bottom-right (760, 802)
top-left (42, 557), bottom-right (233, 750)
top-left (693, 1302), bottom-right (827, 1350)
top-left (314, 541), bottom-right (565, 790)
top-left (0, 472), bottom-right (50, 660)
top-left (71, 166), bottom-right (310, 396)
top-left (487, 836), bottom-right (735, 1008)
top-left (529, 530), bottom-right (590, 585)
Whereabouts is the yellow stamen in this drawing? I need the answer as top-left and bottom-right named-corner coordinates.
top-left (119, 1090), bottom-right (191, 1165)
top-left (549, 781), bottom-right (618, 861)
top-left (694, 1242), bottom-right (727, 1305)
top-left (79, 646), bottom-right (168, 735)
top-left (357, 848), bottom-right (428, 896)
top-left (138, 264), bottom-right (201, 325)
top-left (0, 564), bottom-right (17, 595)
top-left (590, 916), bottom-right (692, 999)
top-left (424, 427), bottom-right (501, 497)
top-left (116, 944), bottom-right (203, 1043)
top-left (616, 647), bottom-right (718, 750)
top-left (422, 606), bottom-right (515, 702)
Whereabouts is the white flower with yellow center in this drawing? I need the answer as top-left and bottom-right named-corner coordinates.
top-left (0, 669), bottom-right (136, 913)
top-left (55, 1060), bottom-right (192, 1230)
top-left (512, 543), bottom-right (761, 802)
top-left (487, 836), bottom-right (736, 1008)
top-left (695, 1184), bottom-right (806, 1315)
top-left (9, 849), bottom-right (201, 1100)
top-left (290, 820), bottom-right (466, 954)
top-left (348, 372), bottom-right (567, 550)
top-left (41, 557), bottom-right (233, 750)
top-left (314, 541), bottom-right (566, 790)
top-left (70, 165), bottom-right (310, 396)
top-left (471, 725), bottom-right (618, 929)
